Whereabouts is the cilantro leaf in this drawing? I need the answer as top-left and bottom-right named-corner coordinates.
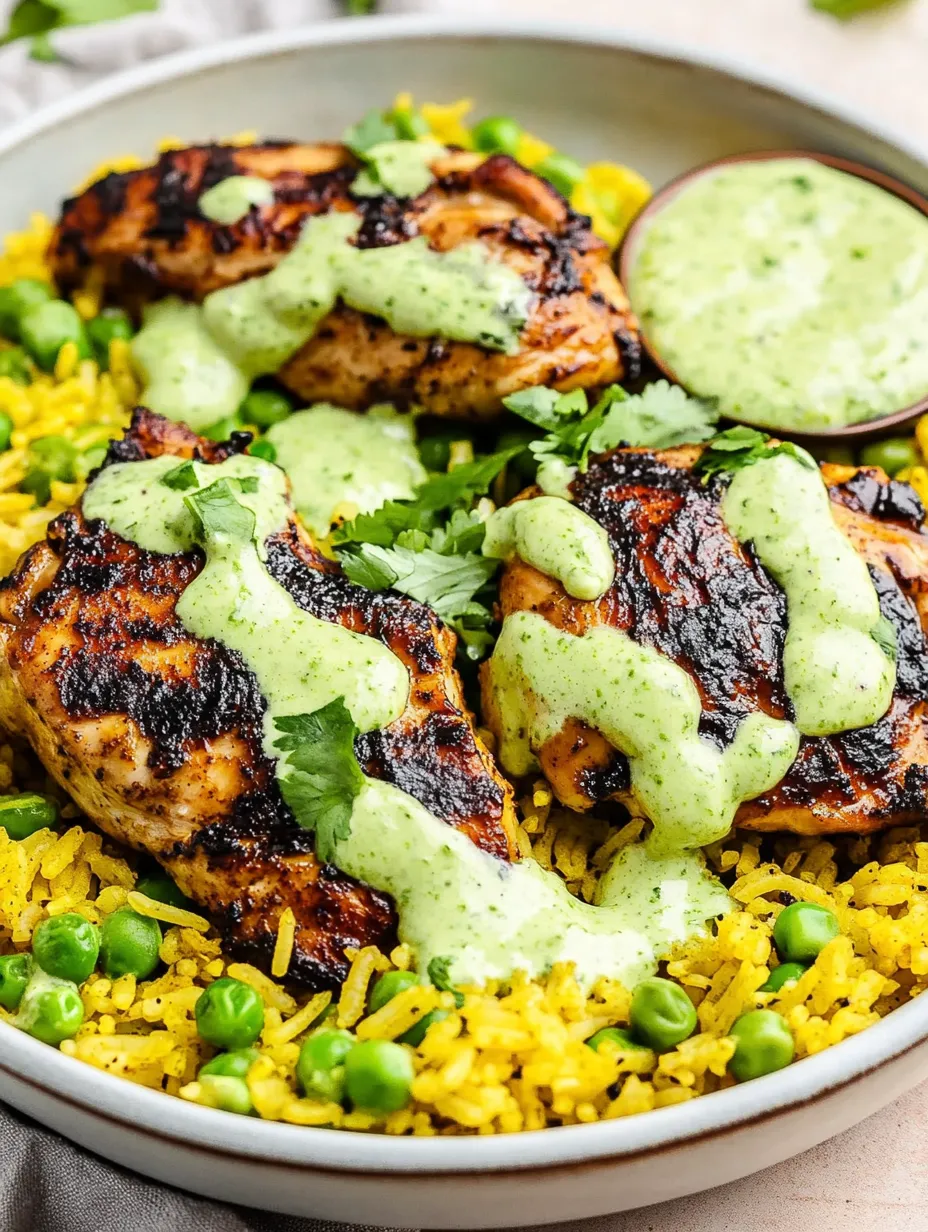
top-left (427, 955), bottom-right (465, 1007)
top-left (501, 387), bottom-right (567, 432)
top-left (871, 615), bottom-right (898, 662)
top-left (339, 543), bottom-right (498, 622)
top-left (693, 427), bottom-right (818, 481)
top-left (589, 381), bottom-right (718, 452)
top-left (343, 110), bottom-right (398, 157)
top-left (415, 446), bottom-right (523, 513)
top-left (810, 0), bottom-right (901, 18)
top-left (274, 699), bottom-right (364, 864)
top-left (184, 479), bottom-right (256, 542)
top-left (505, 386), bottom-right (625, 475)
top-left (236, 476), bottom-right (259, 494)
top-left (161, 461), bottom-right (199, 492)
top-left (1, 0), bottom-right (157, 48)
top-left (333, 500), bottom-right (436, 549)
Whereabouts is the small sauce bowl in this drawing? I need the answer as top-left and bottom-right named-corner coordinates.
top-left (617, 150), bottom-right (928, 447)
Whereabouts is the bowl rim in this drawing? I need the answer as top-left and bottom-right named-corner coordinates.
top-left (616, 149), bottom-right (928, 443)
top-left (2, 10), bottom-right (928, 1176)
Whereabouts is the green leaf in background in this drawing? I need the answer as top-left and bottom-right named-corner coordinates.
top-left (1, 0), bottom-right (158, 49)
top-left (810, 0), bottom-right (903, 18)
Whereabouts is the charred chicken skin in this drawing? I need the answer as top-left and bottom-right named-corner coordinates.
top-left (482, 445), bottom-right (928, 836)
top-left (49, 143), bottom-right (640, 419)
top-left (0, 410), bottom-right (517, 989)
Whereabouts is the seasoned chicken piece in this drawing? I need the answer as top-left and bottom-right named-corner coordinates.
top-left (481, 446), bottom-right (928, 836)
top-left (0, 410), bottom-right (517, 989)
top-left (49, 143), bottom-right (640, 419)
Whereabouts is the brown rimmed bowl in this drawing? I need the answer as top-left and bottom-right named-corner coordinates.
top-left (617, 149), bottom-right (928, 446)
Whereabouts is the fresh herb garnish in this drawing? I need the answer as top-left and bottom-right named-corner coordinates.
top-left (184, 479), bottom-right (256, 542)
top-left (414, 447), bottom-right (523, 512)
top-left (274, 700), bottom-right (364, 864)
top-left (1, 0), bottom-right (158, 55)
top-left (343, 110), bottom-right (398, 158)
top-left (236, 476), bottom-right (259, 494)
top-left (427, 955), bottom-right (465, 1008)
top-left (693, 426), bottom-right (817, 481)
top-left (161, 460), bottom-right (199, 492)
top-left (339, 542), bottom-right (498, 623)
top-left (871, 615), bottom-right (898, 662)
top-left (504, 385), bottom-right (624, 476)
top-left (588, 381), bottom-right (718, 452)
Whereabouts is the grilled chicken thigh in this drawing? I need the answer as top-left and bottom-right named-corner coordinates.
top-left (50, 143), bottom-right (640, 419)
top-left (0, 410), bottom-right (517, 989)
top-left (482, 446), bottom-right (928, 835)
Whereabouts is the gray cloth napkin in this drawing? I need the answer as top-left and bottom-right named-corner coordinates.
top-left (0, 4), bottom-right (422, 1228)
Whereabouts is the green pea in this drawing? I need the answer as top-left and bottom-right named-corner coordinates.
top-left (472, 116), bottom-right (524, 158)
top-left (0, 279), bottom-right (53, 341)
top-left (99, 907), bottom-right (161, 980)
top-left (199, 1047), bottom-right (260, 1079)
top-left (296, 1029), bottom-right (355, 1103)
top-left (0, 347), bottom-right (31, 386)
top-left (21, 435), bottom-right (78, 505)
top-left (32, 912), bottom-right (100, 984)
top-left (195, 977), bottom-right (264, 1050)
top-left (728, 1010), bottom-right (795, 1082)
top-left (74, 443), bottom-right (109, 483)
top-left (86, 308), bottom-right (134, 369)
top-left (18, 976), bottom-right (84, 1044)
top-left (19, 300), bottom-right (91, 371)
top-left (773, 902), bottom-right (840, 964)
top-left (535, 152), bottom-right (585, 199)
top-left (134, 873), bottom-right (193, 912)
top-left (369, 970), bottom-right (420, 1014)
top-left (629, 977), bottom-right (697, 1052)
top-left (202, 413), bottom-right (245, 442)
top-left (248, 439), bottom-right (277, 464)
top-left (760, 961), bottom-right (808, 994)
top-left (586, 1026), bottom-right (649, 1054)
top-left (240, 388), bottom-right (294, 429)
top-left (0, 953), bottom-right (31, 1011)
top-left (0, 793), bottom-right (58, 840)
top-left (198, 1073), bottom-right (253, 1116)
top-left (417, 431), bottom-right (460, 473)
top-left (393, 108), bottom-right (429, 141)
top-left (343, 1039), bottom-right (414, 1113)
top-left (398, 1008), bottom-right (449, 1048)
top-left (860, 437), bottom-right (921, 478)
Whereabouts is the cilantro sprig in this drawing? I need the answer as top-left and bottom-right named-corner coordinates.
top-left (1, 0), bottom-right (157, 59)
top-left (274, 699), bottom-right (364, 864)
top-left (693, 426), bottom-right (817, 481)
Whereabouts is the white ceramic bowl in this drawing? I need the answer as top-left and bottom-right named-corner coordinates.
top-left (2, 15), bottom-right (928, 1226)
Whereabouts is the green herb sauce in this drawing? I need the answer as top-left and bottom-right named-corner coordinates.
top-left (198, 175), bottom-right (275, 225)
top-left (352, 139), bottom-right (445, 198)
top-left (131, 213), bottom-right (533, 426)
top-left (722, 450), bottom-right (896, 735)
top-left (629, 158), bottom-right (928, 430)
top-left (83, 455), bottom-right (731, 989)
top-left (482, 496), bottom-right (615, 600)
top-left (487, 610), bottom-right (799, 850)
top-left (266, 403), bottom-right (426, 537)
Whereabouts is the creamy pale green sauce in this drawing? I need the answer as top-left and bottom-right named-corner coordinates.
top-left (352, 139), bottom-right (445, 198)
top-left (482, 496), bottom-right (615, 601)
top-left (722, 450), bottom-right (896, 736)
top-left (198, 175), bottom-right (275, 225)
top-left (131, 212), bottom-right (533, 426)
top-left (83, 454), bottom-right (730, 988)
top-left (629, 158), bottom-right (928, 430)
top-left (487, 611), bottom-right (799, 850)
top-left (131, 300), bottom-right (249, 432)
top-left (266, 403), bottom-right (426, 537)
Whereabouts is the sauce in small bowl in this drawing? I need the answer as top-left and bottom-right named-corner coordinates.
top-left (618, 151), bottom-right (928, 444)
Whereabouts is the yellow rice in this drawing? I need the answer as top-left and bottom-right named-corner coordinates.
top-left (0, 127), bottom-right (926, 1136)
